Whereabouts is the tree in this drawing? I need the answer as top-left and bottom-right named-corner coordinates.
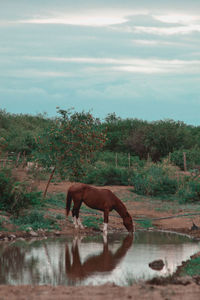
top-left (36, 109), bottom-right (106, 197)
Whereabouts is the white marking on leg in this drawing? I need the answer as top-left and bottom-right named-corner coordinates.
top-left (77, 218), bottom-right (84, 229)
top-left (103, 223), bottom-right (108, 235)
top-left (73, 217), bottom-right (78, 228)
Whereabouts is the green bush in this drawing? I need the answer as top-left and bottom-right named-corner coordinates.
top-left (0, 168), bottom-right (42, 215)
top-left (170, 149), bottom-right (200, 170)
top-left (0, 217), bottom-right (6, 231)
top-left (82, 162), bottom-right (134, 185)
top-left (93, 151), bottom-right (144, 168)
top-left (11, 210), bottom-right (59, 231)
top-left (131, 164), bottom-right (178, 196)
top-left (177, 176), bottom-right (200, 203)
top-left (179, 256), bottom-right (200, 276)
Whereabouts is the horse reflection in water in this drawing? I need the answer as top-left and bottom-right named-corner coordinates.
top-left (65, 234), bottom-right (133, 284)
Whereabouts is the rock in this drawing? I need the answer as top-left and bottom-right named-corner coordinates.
top-left (27, 227), bottom-right (33, 231)
top-left (54, 231), bottom-right (61, 236)
top-left (18, 238), bottom-right (25, 242)
top-left (149, 259), bottom-right (165, 271)
top-left (3, 237), bottom-right (8, 242)
top-left (175, 276), bottom-right (192, 285)
top-left (9, 234), bottom-right (16, 240)
top-left (191, 222), bottom-right (199, 231)
top-left (29, 230), bottom-right (38, 237)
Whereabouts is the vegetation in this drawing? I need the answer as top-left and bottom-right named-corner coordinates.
top-left (82, 163), bottom-right (134, 186)
top-left (0, 168), bottom-right (42, 215)
top-left (10, 210), bottom-right (60, 231)
top-left (135, 218), bottom-right (153, 229)
top-left (179, 256), bottom-right (200, 276)
top-left (177, 176), bottom-right (200, 203)
top-left (1, 109), bottom-right (200, 165)
top-left (130, 163), bottom-right (178, 197)
top-left (82, 215), bottom-right (103, 230)
top-left (170, 148), bottom-right (200, 170)
top-left (35, 108), bottom-right (106, 197)
top-left (1, 108), bottom-right (200, 211)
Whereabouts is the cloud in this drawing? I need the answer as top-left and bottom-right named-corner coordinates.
top-left (19, 16), bottom-right (127, 27)
top-left (153, 14), bottom-right (200, 24)
top-left (133, 24), bottom-right (200, 35)
top-left (2, 69), bottom-right (72, 78)
top-left (26, 56), bottom-right (200, 74)
top-left (17, 9), bottom-right (145, 27)
top-left (131, 39), bottom-right (180, 46)
top-left (2, 7), bottom-right (150, 27)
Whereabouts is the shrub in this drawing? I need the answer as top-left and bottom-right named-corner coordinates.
top-left (82, 162), bottom-right (134, 185)
top-left (177, 176), bottom-right (200, 203)
top-left (0, 217), bottom-right (6, 231)
top-left (93, 151), bottom-right (144, 168)
top-left (11, 210), bottom-right (59, 231)
top-left (0, 168), bottom-right (42, 215)
top-left (131, 163), bottom-right (178, 196)
top-left (179, 256), bottom-right (200, 276)
top-left (170, 149), bottom-right (200, 170)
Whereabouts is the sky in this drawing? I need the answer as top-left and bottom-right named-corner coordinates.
top-left (0, 0), bottom-right (200, 125)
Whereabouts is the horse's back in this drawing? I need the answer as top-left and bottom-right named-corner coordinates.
top-left (83, 187), bottom-right (117, 210)
top-left (68, 183), bottom-right (88, 193)
top-left (68, 183), bottom-right (118, 208)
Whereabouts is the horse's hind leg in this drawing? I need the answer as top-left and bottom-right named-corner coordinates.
top-left (72, 200), bottom-right (84, 229)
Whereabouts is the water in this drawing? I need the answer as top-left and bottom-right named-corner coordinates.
top-left (0, 231), bottom-right (200, 286)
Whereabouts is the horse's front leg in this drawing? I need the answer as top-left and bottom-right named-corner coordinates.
top-left (103, 209), bottom-right (109, 237)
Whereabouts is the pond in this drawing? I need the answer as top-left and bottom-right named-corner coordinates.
top-left (0, 231), bottom-right (200, 286)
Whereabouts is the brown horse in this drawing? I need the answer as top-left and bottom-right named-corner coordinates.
top-left (66, 183), bottom-right (134, 234)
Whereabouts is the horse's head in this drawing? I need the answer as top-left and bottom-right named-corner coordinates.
top-left (123, 213), bottom-right (134, 233)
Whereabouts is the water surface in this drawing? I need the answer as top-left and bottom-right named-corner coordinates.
top-left (0, 231), bottom-right (199, 286)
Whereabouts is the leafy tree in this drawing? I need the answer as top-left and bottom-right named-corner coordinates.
top-left (127, 120), bottom-right (193, 161)
top-left (0, 110), bottom-right (52, 157)
top-left (103, 113), bottom-right (146, 152)
top-left (36, 109), bottom-right (106, 197)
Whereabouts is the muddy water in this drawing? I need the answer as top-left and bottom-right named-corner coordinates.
top-left (0, 231), bottom-right (200, 286)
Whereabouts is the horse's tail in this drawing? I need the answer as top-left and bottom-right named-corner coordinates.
top-left (66, 190), bottom-right (72, 216)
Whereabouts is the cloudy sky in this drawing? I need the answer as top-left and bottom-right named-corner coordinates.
top-left (1, 0), bottom-right (200, 124)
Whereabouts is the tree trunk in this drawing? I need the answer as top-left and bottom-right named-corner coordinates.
top-left (43, 166), bottom-right (56, 199)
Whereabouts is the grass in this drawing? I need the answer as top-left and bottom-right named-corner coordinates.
top-left (82, 215), bottom-right (103, 230)
top-left (0, 216), bottom-right (7, 231)
top-left (135, 218), bottom-right (153, 229)
top-left (10, 210), bottom-right (60, 231)
top-left (46, 193), bottom-right (66, 208)
top-left (179, 256), bottom-right (200, 276)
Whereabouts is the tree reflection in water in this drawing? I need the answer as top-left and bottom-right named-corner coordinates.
top-left (0, 243), bottom-right (37, 284)
top-left (65, 234), bottom-right (134, 285)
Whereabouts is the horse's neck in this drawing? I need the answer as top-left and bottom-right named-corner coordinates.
top-left (114, 198), bottom-right (128, 219)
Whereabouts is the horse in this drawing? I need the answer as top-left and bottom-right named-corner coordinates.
top-left (66, 183), bottom-right (134, 234)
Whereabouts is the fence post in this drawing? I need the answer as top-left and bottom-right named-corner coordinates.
top-left (115, 153), bottom-right (118, 168)
top-left (128, 153), bottom-right (131, 169)
top-left (15, 152), bottom-right (21, 167)
top-left (183, 152), bottom-right (187, 172)
top-left (168, 152), bottom-right (171, 163)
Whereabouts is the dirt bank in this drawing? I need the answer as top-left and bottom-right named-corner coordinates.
top-left (0, 280), bottom-right (200, 300)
